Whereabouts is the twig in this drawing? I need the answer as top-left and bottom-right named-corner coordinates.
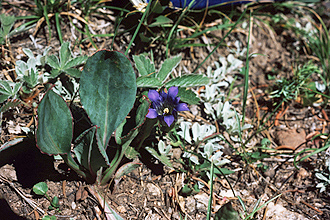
top-left (0, 174), bottom-right (45, 216)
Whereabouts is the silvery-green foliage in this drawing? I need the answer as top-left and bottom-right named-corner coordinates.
top-left (15, 47), bottom-right (51, 92)
top-left (52, 77), bottom-right (79, 100)
top-left (316, 157), bottom-right (330, 193)
top-left (199, 54), bottom-right (241, 102)
top-left (229, 40), bottom-right (247, 58)
top-left (179, 122), bottom-right (228, 167)
top-left (182, 151), bottom-right (199, 165)
top-left (158, 140), bottom-right (172, 156)
top-left (177, 121), bottom-right (192, 144)
top-left (204, 99), bottom-right (252, 139)
top-left (315, 81), bottom-right (326, 93)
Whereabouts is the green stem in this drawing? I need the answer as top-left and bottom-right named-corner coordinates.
top-left (242, 10), bottom-right (252, 124)
top-left (43, 5), bottom-right (52, 42)
top-left (100, 119), bottom-right (157, 185)
top-left (192, 7), bottom-right (248, 74)
top-left (165, 0), bottom-right (196, 58)
top-left (55, 12), bottom-right (63, 44)
top-left (125, 0), bottom-right (153, 56)
top-left (62, 154), bottom-right (88, 180)
top-left (206, 161), bottom-right (214, 220)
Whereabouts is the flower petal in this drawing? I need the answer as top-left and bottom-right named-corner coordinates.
top-left (176, 103), bottom-right (189, 112)
top-left (164, 115), bottom-right (175, 127)
top-left (168, 87), bottom-right (178, 98)
top-left (148, 90), bottom-right (160, 102)
top-left (146, 108), bottom-right (158, 118)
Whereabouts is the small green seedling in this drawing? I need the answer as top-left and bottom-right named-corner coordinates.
top-left (33, 182), bottom-right (60, 210)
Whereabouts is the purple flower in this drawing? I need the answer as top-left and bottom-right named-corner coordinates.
top-left (146, 87), bottom-right (189, 127)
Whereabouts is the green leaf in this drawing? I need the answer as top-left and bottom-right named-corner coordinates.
top-left (51, 196), bottom-right (59, 208)
top-left (214, 202), bottom-right (239, 220)
top-left (74, 126), bottom-right (109, 174)
top-left (0, 14), bottom-right (16, 38)
top-left (136, 76), bottom-right (162, 88)
top-left (46, 55), bottom-right (60, 69)
top-left (59, 42), bottom-right (71, 68)
top-left (157, 55), bottom-right (181, 83)
top-left (133, 54), bottom-right (155, 76)
top-left (178, 87), bottom-right (200, 105)
top-left (33, 182), bottom-right (48, 195)
top-left (36, 89), bottom-right (73, 155)
top-left (0, 80), bottom-right (22, 103)
top-left (23, 48), bottom-right (34, 59)
top-left (166, 74), bottom-right (210, 87)
top-left (114, 162), bottom-right (141, 180)
top-left (145, 147), bottom-right (173, 168)
top-left (0, 137), bottom-right (24, 152)
top-left (64, 68), bottom-right (82, 78)
top-left (63, 56), bottom-right (88, 69)
top-left (214, 167), bottom-right (235, 176)
top-left (124, 146), bottom-right (139, 159)
top-left (149, 15), bottom-right (173, 27)
top-left (46, 42), bottom-right (87, 78)
top-left (80, 50), bottom-right (136, 149)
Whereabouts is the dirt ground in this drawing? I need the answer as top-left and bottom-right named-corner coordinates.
top-left (1, 0), bottom-right (330, 219)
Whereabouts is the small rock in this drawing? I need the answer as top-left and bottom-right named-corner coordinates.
top-left (297, 168), bottom-right (309, 180)
top-left (185, 196), bottom-right (196, 213)
top-left (194, 193), bottom-right (208, 211)
top-left (0, 164), bottom-right (17, 181)
top-left (147, 183), bottom-right (161, 196)
top-left (265, 202), bottom-right (308, 220)
top-left (274, 128), bottom-right (306, 149)
top-left (117, 205), bottom-right (126, 213)
top-left (219, 189), bottom-right (237, 198)
top-left (264, 168), bottom-right (275, 178)
top-left (172, 148), bottom-right (182, 160)
top-left (71, 201), bottom-right (77, 210)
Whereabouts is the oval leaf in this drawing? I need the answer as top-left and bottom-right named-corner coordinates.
top-left (80, 50), bottom-right (137, 149)
top-left (33, 182), bottom-right (48, 195)
top-left (36, 89), bottom-right (73, 155)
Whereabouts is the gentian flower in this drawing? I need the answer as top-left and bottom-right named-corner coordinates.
top-left (146, 87), bottom-right (189, 127)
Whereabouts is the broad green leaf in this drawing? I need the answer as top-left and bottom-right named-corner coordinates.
top-left (133, 54), bottom-right (155, 76)
top-left (80, 50), bottom-right (137, 149)
top-left (116, 97), bottom-right (150, 146)
top-left (166, 74), bottom-right (210, 87)
top-left (36, 89), bottom-right (73, 155)
top-left (74, 126), bottom-right (109, 174)
top-left (33, 182), bottom-right (48, 195)
top-left (178, 87), bottom-right (200, 105)
top-left (145, 147), bottom-right (173, 168)
top-left (114, 162), bottom-right (141, 180)
top-left (214, 202), bottom-right (239, 220)
top-left (157, 54), bottom-right (181, 83)
top-left (136, 76), bottom-right (162, 88)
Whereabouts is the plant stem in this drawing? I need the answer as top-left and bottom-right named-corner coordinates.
top-left (125, 0), bottom-right (153, 56)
